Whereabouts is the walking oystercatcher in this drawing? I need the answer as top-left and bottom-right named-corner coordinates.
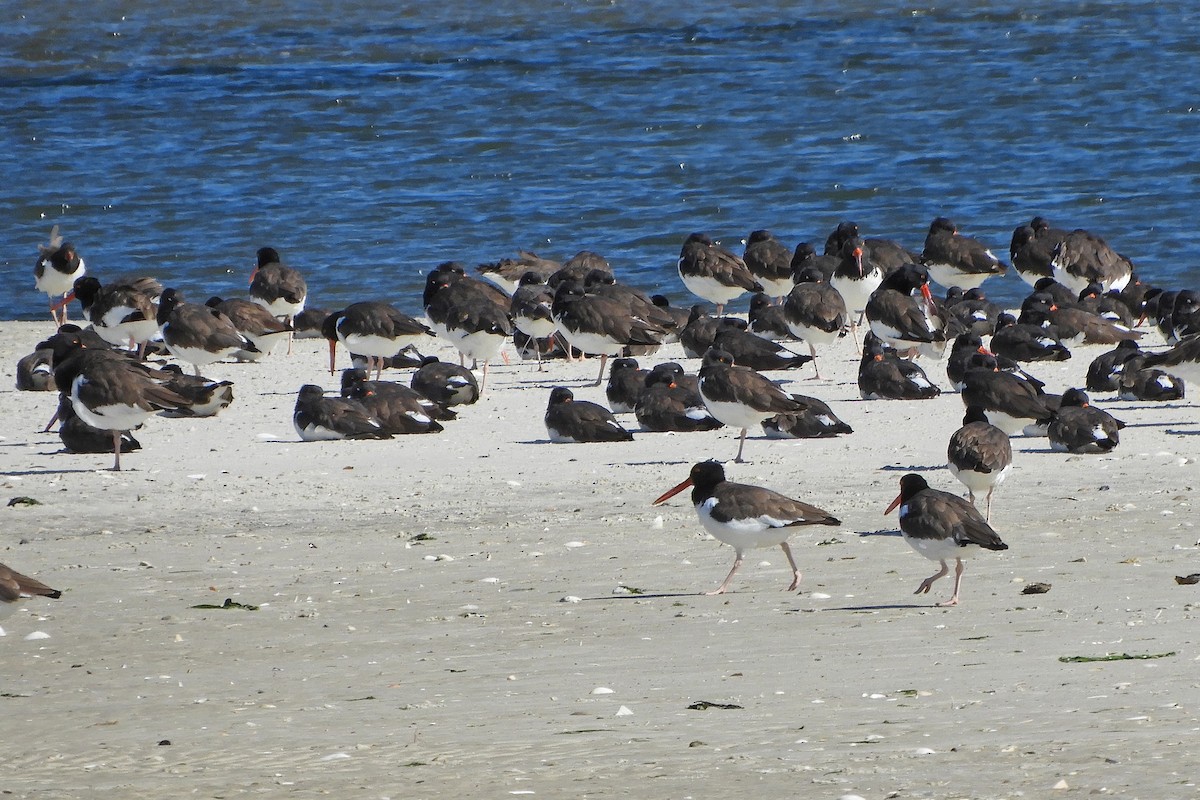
top-left (652, 460), bottom-right (839, 595)
top-left (885, 473), bottom-right (1009, 606)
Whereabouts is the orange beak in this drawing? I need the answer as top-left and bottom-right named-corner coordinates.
top-left (249, 265), bottom-right (258, 287)
top-left (884, 492), bottom-right (903, 515)
top-left (853, 246), bottom-right (864, 277)
top-left (652, 477), bottom-right (693, 506)
top-left (327, 338), bottom-right (337, 375)
top-left (51, 290), bottom-right (76, 311)
top-left (919, 283), bottom-right (933, 302)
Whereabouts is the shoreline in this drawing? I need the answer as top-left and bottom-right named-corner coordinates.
top-left (2, 319), bottom-right (1198, 798)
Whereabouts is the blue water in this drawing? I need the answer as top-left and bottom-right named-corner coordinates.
top-left (4, 1), bottom-right (1199, 321)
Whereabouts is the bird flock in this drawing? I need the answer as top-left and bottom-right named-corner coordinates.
top-left (13, 213), bottom-right (1200, 612)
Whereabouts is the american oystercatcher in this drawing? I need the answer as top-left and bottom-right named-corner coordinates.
top-left (544, 386), bottom-right (633, 443)
top-left (697, 348), bottom-right (808, 462)
top-left (323, 301), bottom-right (434, 380)
top-left (34, 226), bottom-right (86, 325)
top-left (652, 460), bottom-right (839, 595)
top-left (0, 562), bottom-right (62, 631)
top-left (157, 288), bottom-right (259, 375)
top-left (293, 384), bottom-right (392, 441)
top-left (885, 473), bottom-right (1009, 606)
top-left (920, 217), bottom-right (1008, 291)
top-left (947, 406), bottom-right (1012, 521)
top-left (782, 266), bottom-right (848, 379)
top-left (677, 233), bottom-right (763, 314)
top-left (249, 247), bottom-right (307, 354)
top-left (742, 229), bottom-right (795, 301)
top-left (1047, 388), bottom-right (1124, 454)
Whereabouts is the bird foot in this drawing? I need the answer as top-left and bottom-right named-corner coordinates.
top-left (704, 587), bottom-right (728, 596)
top-left (935, 596), bottom-right (960, 607)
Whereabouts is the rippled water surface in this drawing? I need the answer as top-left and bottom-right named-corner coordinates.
top-left (4, 1), bottom-right (1199, 320)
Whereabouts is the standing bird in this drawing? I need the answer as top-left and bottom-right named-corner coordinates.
top-left (864, 263), bottom-right (945, 355)
top-left (204, 296), bottom-right (293, 361)
top-left (677, 233), bottom-right (763, 314)
top-left (947, 406), bottom-right (1012, 521)
top-left (1047, 388), bottom-right (1124, 454)
top-left (157, 288), bottom-right (259, 375)
top-left (423, 264), bottom-right (514, 391)
top-left (64, 275), bottom-right (161, 359)
top-left (920, 217), bottom-right (1008, 290)
top-left (293, 384), bottom-right (392, 441)
top-left (323, 301), bottom-right (434, 380)
top-left (509, 271), bottom-right (559, 370)
top-left (34, 226), bottom-right (86, 325)
top-left (742, 229), bottom-right (795, 301)
top-left (823, 220), bottom-right (922, 273)
top-left (747, 292), bottom-right (794, 341)
top-left (1010, 216), bottom-right (1068, 286)
top-left (1, 562), bottom-right (62, 631)
top-left (550, 282), bottom-right (666, 386)
top-left (697, 349), bottom-right (808, 463)
top-left (652, 460), bottom-right (840, 595)
top-left (544, 386), bottom-right (633, 443)
top-left (1052, 229), bottom-right (1135, 294)
top-left (885, 473), bottom-right (1009, 606)
top-left (960, 353), bottom-right (1057, 435)
top-left (830, 236), bottom-right (884, 346)
top-left (782, 266), bottom-right (849, 379)
top-left (249, 246), bottom-right (308, 354)
top-left (49, 332), bottom-right (190, 470)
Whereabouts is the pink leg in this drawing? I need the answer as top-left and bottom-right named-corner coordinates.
top-left (706, 551), bottom-right (744, 595)
top-left (780, 541), bottom-right (802, 591)
top-left (111, 430), bottom-right (123, 472)
top-left (479, 360), bottom-right (489, 394)
top-left (592, 354), bottom-right (607, 387)
top-left (805, 342), bottom-right (822, 380)
top-left (914, 559), bottom-right (950, 597)
top-left (936, 559), bottom-right (965, 607)
top-left (733, 427), bottom-right (748, 463)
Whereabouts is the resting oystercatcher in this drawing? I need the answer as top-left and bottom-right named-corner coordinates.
top-left (920, 217), bottom-right (1008, 290)
top-left (509, 271), bottom-right (559, 370)
top-left (677, 233), bottom-right (763, 314)
top-left (947, 406), bottom-right (1012, 521)
top-left (697, 349), bottom-right (808, 463)
top-left (761, 393), bottom-right (853, 439)
top-left (64, 275), bottom-right (161, 358)
top-left (742, 229), bottom-right (795, 301)
top-left (544, 386), bottom-right (633, 443)
top-left (604, 358), bottom-right (648, 414)
top-left (1047, 388), bottom-right (1124, 454)
top-left (960, 352), bottom-right (1057, 435)
top-left (551, 281), bottom-right (667, 386)
top-left (293, 384), bottom-right (391, 441)
top-left (1009, 216), bottom-right (1067, 286)
top-left (858, 334), bottom-right (941, 400)
top-left (885, 473), bottom-right (1009, 607)
top-left (652, 460), bottom-right (839, 595)
top-left (423, 265), bottom-right (514, 391)
top-left (205, 297), bottom-right (293, 361)
top-left (249, 247), bottom-right (307, 354)
top-left (158, 289), bottom-right (258, 375)
top-left (49, 331), bottom-right (190, 470)
top-left (340, 370), bottom-right (445, 435)
top-left (410, 356), bottom-right (480, 408)
top-left (477, 250), bottom-right (559, 295)
top-left (864, 262), bottom-right (946, 355)
top-left (782, 266), bottom-right (848, 379)
top-left (323, 301), bottom-right (434, 380)
top-left (1052, 228), bottom-right (1134, 294)
top-left (634, 365), bottom-right (722, 433)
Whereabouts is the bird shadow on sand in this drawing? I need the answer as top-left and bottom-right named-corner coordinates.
top-left (856, 529), bottom-right (902, 538)
top-left (878, 464), bottom-right (943, 472)
top-left (817, 602), bottom-right (937, 612)
top-left (580, 592), bottom-right (704, 602)
top-left (1166, 428), bottom-right (1200, 436)
top-left (3, 466), bottom-right (116, 476)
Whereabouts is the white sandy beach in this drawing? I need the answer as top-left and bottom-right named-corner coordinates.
top-left (1, 317), bottom-right (1198, 799)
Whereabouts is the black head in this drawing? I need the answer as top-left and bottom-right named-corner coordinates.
top-left (749, 292), bottom-right (772, 312)
top-left (518, 270), bottom-right (547, 287)
top-left (962, 405), bottom-right (990, 425)
top-left (747, 229), bottom-right (774, 244)
top-left (256, 247), bottom-right (282, 267)
top-left (609, 357), bottom-right (640, 374)
top-left (700, 348), bottom-right (735, 369)
top-left (688, 460), bottom-right (727, 492)
top-left (928, 217), bottom-right (957, 236)
top-left (297, 384), bottom-right (325, 402)
top-left (1060, 387), bottom-right (1089, 407)
top-left (547, 386), bottom-right (575, 406)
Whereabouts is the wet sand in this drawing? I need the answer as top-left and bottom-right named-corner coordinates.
top-left (1, 319), bottom-right (1198, 799)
